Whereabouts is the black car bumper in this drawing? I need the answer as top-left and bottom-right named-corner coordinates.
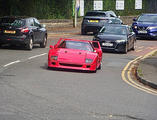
top-left (82, 23), bottom-right (104, 33)
top-left (99, 41), bottom-right (126, 52)
top-left (0, 35), bottom-right (30, 45)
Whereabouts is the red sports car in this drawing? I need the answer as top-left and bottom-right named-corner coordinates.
top-left (48, 38), bottom-right (102, 72)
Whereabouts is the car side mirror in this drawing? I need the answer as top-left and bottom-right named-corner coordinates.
top-left (133, 18), bottom-right (137, 21)
top-left (50, 45), bottom-right (54, 49)
top-left (41, 24), bottom-right (46, 28)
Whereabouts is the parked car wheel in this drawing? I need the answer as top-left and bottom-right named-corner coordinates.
top-left (81, 29), bottom-right (86, 35)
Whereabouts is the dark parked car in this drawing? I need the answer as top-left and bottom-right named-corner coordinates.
top-left (93, 24), bottom-right (136, 53)
top-left (132, 13), bottom-right (157, 39)
top-left (0, 16), bottom-right (47, 50)
top-left (81, 10), bottom-right (122, 35)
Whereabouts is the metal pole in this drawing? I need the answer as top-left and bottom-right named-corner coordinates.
top-left (74, 0), bottom-right (77, 27)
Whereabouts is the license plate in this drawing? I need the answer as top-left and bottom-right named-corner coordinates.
top-left (89, 20), bottom-right (99, 23)
top-left (138, 30), bottom-right (147, 34)
top-left (4, 30), bottom-right (16, 34)
top-left (102, 42), bottom-right (113, 47)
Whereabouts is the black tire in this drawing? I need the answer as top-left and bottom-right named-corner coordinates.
top-left (97, 62), bottom-right (102, 70)
top-left (26, 37), bottom-right (33, 50)
top-left (123, 44), bottom-right (128, 54)
top-left (40, 36), bottom-right (47, 48)
top-left (93, 69), bottom-right (97, 73)
top-left (81, 29), bottom-right (86, 35)
top-left (131, 41), bottom-right (135, 51)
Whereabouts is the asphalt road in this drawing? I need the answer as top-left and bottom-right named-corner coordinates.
top-left (0, 28), bottom-right (157, 120)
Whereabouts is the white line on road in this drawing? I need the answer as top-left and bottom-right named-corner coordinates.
top-left (3, 60), bottom-right (21, 67)
top-left (2, 53), bottom-right (47, 69)
top-left (28, 53), bottom-right (47, 60)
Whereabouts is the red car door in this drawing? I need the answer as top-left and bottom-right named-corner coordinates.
top-left (91, 41), bottom-right (102, 63)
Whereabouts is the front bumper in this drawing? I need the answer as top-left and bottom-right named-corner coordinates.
top-left (136, 33), bottom-right (157, 39)
top-left (99, 41), bottom-right (126, 52)
top-left (48, 60), bottom-right (97, 71)
top-left (133, 28), bottom-right (157, 39)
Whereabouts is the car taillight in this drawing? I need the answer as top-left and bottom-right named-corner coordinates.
top-left (21, 28), bottom-right (29, 33)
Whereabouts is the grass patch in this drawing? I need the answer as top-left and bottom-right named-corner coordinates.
top-left (137, 67), bottom-right (143, 77)
top-left (151, 51), bottom-right (157, 57)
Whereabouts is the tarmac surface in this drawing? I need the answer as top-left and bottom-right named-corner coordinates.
top-left (137, 51), bottom-right (157, 89)
top-left (40, 17), bottom-right (157, 90)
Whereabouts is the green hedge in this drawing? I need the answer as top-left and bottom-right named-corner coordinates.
top-left (0, 0), bottom-right (156, 19)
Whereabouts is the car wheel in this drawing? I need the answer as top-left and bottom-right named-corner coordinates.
top-left (131, 41), bottom-right (135, 51)
top-left (40, 36), bottom-right (47, 48)
top-left (81, 29), bottom-right (86, 35)
top-left (97, 62), bottom-right (102, 70)
top-left (93, 69), bottom-right (97, 73)
top-left (123, 43), bottom-right (128, 54)
top-left (26, 37), bottom-right (33, 50)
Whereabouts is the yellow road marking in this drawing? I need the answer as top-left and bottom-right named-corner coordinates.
top-left (122, 49), bottom-right (157, 95)
top-left (147, 47), bottom-right (154, 50)
top-left (135, 49), bottom-right (143, 52)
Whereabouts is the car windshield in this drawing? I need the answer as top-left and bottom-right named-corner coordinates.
top-left (138, 15), bottom-right (157, 22)
top-left (85, 12), bottom-right (106, 17)
top-left (59, 40), bottom-right (94, 52)
top-left (100, 26), bottom-right (127, 35)
top-left (0, 18), bottom-right (25, 27)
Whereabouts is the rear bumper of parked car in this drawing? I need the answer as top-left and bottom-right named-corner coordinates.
top-left (82, 23), bottom-right (104, 33)
top-left (48, 60), bottom-right (97, 71)
top-left (0, 35), bottom-right (30, 45)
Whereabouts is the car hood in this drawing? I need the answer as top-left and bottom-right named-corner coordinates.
top-left (96, 33), bottom-right (127, 42)
top-left (135, 21), bottom-right (157, 27)
top-left (56, 49), bottom-right (96, 64)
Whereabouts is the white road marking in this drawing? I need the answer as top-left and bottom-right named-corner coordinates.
top-left (28, 53), bottom-right (47, 60)
top-left (3, 60), bottom-right (21, 67)
top-left (1, 53), bottom-right (48, 69)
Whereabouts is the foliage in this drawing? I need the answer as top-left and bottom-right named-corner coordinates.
top-left (0, 0), bottom-right (157, 19)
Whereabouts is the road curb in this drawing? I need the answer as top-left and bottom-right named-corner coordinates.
top-left (135, 49), bottom-right (157, 90)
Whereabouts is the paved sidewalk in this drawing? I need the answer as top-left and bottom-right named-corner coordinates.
top-left (137, 51), bottom-right (157, 89)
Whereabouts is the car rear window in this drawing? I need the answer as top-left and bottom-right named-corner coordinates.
top-left (0, 18), bottom-right (25, 28)
top-left (85, 12), bottom-right (106, 17)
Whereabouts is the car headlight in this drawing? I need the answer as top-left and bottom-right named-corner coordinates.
top-left (148, 26), bottom-right (157, 30)
top-left (116, 40), bottom-right (126, 43)
top-left (51, 56), bottom-right (58, 60)
top-left (134, 25), bottom-right (137, 29)
top-left (85, 59), bottom-right (93, 63)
